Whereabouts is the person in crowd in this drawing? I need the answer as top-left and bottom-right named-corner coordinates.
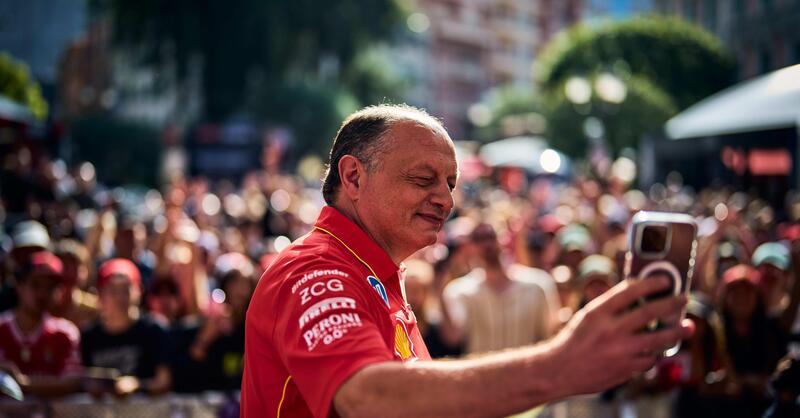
top-left (403, 258), bottom-right (461, 358)
top-left (188, 252), bottom-right (254, 392)
top-left (112, 216), bottom-right (156, 288)
top-left (717, 264), bottom-right (789, 418)
top-left (81, 258), bottom-right (171, 396)
top-left (0, 251), bottom-right (82, 397)
top-left (52, 239), bottom-right (98, 329)
top-left (751, 242), bottom-right (796, 319)
top-left (574, 255), bottom-right (618, 308)
top-left (441, 221), bottom-right (561, 353)
top-left (674, 293), bottom-right (733, 418)
top-left (556, 224), bottom-right (593, 273)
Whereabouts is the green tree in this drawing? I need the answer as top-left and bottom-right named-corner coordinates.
top-left (70, 113), bottom-right (161, 186)
top-left (544, 74), bottom-right (676, 158)
top-left (97, 0), bottom-right (405, 121)
top-left (470, 85), bottom-right (545, 142)
top-left (537, 16), bottom-right (735, 109)
top-left (0, 52), bottom-right (48, 120)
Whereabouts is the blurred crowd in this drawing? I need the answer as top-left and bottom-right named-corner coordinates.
top-left (2, 144), bottom-right (800, 418)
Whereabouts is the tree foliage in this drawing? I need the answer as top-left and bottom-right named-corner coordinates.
top-left (471, 85), bottom-right (544, 142)
top-left (544, 74), bottom-right (676, 158)
top-left (70, 113), bottom-right (161, 186)
top-left (97, 0), bottom-right (405, 121)
top-left (537, 16), bottom-right (735, 109)
top-left (0, 52), bottom-right (48, 120)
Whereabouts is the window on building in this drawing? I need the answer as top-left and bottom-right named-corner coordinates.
top-left (761, 0), bottom-right (772, 12)
top-left (704, 0), bottom-right (717, 31)
top-left (682, 0), bottom-right (696, 20)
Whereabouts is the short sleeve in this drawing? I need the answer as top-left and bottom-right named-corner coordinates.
top-left (442, 279), bottom-right (470, 331)
top-left (55, 318), bottom-right (83, 376)
top-left (275, 267), bottom-right (394, 418)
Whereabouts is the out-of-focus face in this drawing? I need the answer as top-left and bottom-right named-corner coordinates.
top-left (99, 275), bottom-right (140, 316)
top-left (355, 121), bottom-right (458, 259)
top-left (757, 264), bottom-right (788, 300)
top-left (725, 281), bottom-right (759, 321)
top-left (470, 223), bottom-right (500, 265)
top-left (404, 273), bottom-right (430, 312)
top-left (16, 274), bottom-right (62, 317)
top-left (224, 273), bottom-right (254, 314)
top-left (60, 254), bottom-right (89, 289)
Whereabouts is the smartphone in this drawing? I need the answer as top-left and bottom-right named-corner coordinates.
top-left (624, 211), bottom-right (698, 357)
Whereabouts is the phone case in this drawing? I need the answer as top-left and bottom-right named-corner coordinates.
top-left (625, 211), bottom-right (698, 294)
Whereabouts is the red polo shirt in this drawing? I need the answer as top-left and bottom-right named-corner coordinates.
top-left (0, 311), bottom-right (82, 377)
top-left (242, 206), bottom-right (430, 418)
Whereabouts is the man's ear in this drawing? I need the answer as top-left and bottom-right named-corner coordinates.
top-left (338, 155), bottom-right (364, 201)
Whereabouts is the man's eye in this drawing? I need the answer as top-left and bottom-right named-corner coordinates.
top-left (415, 177), bottom-right (433, 186)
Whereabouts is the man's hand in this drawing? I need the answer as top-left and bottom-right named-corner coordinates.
top-left (549, 277), bottom-right (693, 397)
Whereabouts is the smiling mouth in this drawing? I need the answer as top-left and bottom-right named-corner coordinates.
top-left (417, 213), bottom-right (445, 227)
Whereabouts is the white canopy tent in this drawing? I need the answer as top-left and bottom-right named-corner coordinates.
top-left (665, 64), bottom-right (800, 140)
top-left (478, 136), bottom-right (572, 177)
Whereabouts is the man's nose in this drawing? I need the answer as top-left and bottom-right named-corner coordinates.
top-left (430, 182), bottom-right (454, 214)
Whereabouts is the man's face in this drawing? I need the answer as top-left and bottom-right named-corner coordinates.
top-left (17, 274), bottom-right (62, 317)
top-left (356, 121), bottom-right (458, 259)
top-left (470, 224), bottom-right (500, 264)
top-left (99, 275), bottom-right (140, 315)
top-left (758, 264), bottom-right (788, 297)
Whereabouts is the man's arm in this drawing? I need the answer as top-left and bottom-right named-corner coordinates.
top-left (335, 277), bottom-right (690, 418)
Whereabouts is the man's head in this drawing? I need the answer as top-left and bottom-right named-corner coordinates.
top-left (403, 259), bottom-right (434, 313)
top-left (751, 242), bottom-right (790, 306)
top-left (97, 258), bottom-right (142, 316)
top-left (55, 239), bottom-right (90, 289)
top-left (323, 105), bottom-right (458, 261)
top-left (470, 222), bottom-right (501, 266)
top-left (15, 251), bottom-right (64, 318)
top-left (10, 220), bottom-right (50, 266)
top-left (577, 255), bottom-right (618, 303)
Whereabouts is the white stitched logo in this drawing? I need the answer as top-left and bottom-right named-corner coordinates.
top-left (302, 312), bottom-right (363, 351)
top-left (291, 269), bottom-right (349, 294)
top-left (299, 278), bottom-right (344, 305)
top-left (298, 297), bottom-right (357, 328)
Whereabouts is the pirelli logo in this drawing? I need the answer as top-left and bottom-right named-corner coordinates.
top-left (298, 297), bottom-right (357, 328)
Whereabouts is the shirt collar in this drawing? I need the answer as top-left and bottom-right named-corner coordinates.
top-left (314, 206), bottom-right (400, 282)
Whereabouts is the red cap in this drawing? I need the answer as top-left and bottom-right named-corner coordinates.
top-left (24, 251), bottom-right (64, 280)
top-left (722, 264), bottom-right (761, 287)
top-left (97, 258), bottom-right (141, 290)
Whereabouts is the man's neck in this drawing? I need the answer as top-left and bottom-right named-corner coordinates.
top-left (14, 308), bottom-right (43, 334)
top-left (330, 202), bottom-right (407, 265)
top-left (102, 309), bottom-right (136, 334)
top-left (483, 263), bottom-right (511, 291)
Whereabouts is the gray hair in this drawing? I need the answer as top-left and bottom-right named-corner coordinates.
top-left (321, 104), bottom-right (445, 205)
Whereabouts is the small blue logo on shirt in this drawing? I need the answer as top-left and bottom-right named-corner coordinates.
top-left (367, 276), bottom-right (389, 307)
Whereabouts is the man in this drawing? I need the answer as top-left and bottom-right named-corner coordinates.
top-left (52, 239), bottom-right (98, 329)
top-left (242, 104), bottom-right (691, 418)
top-left (0, 251), bottom-right (82, 397)
top-left (440, 222), bottom-right (560, 354)
top-left (1, 220), bottom-right (51, 312)
top-left (81, 258), bottom-right (171, 396)
top-left (751, 242), bottom-right (792, 316)
top-left (575, 254), bottom-right (619, 308)
top-left (402, 258), bottom-right (461, 359)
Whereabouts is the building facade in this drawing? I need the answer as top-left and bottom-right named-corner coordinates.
top-left (654, 0), bottom-right (800, 79)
